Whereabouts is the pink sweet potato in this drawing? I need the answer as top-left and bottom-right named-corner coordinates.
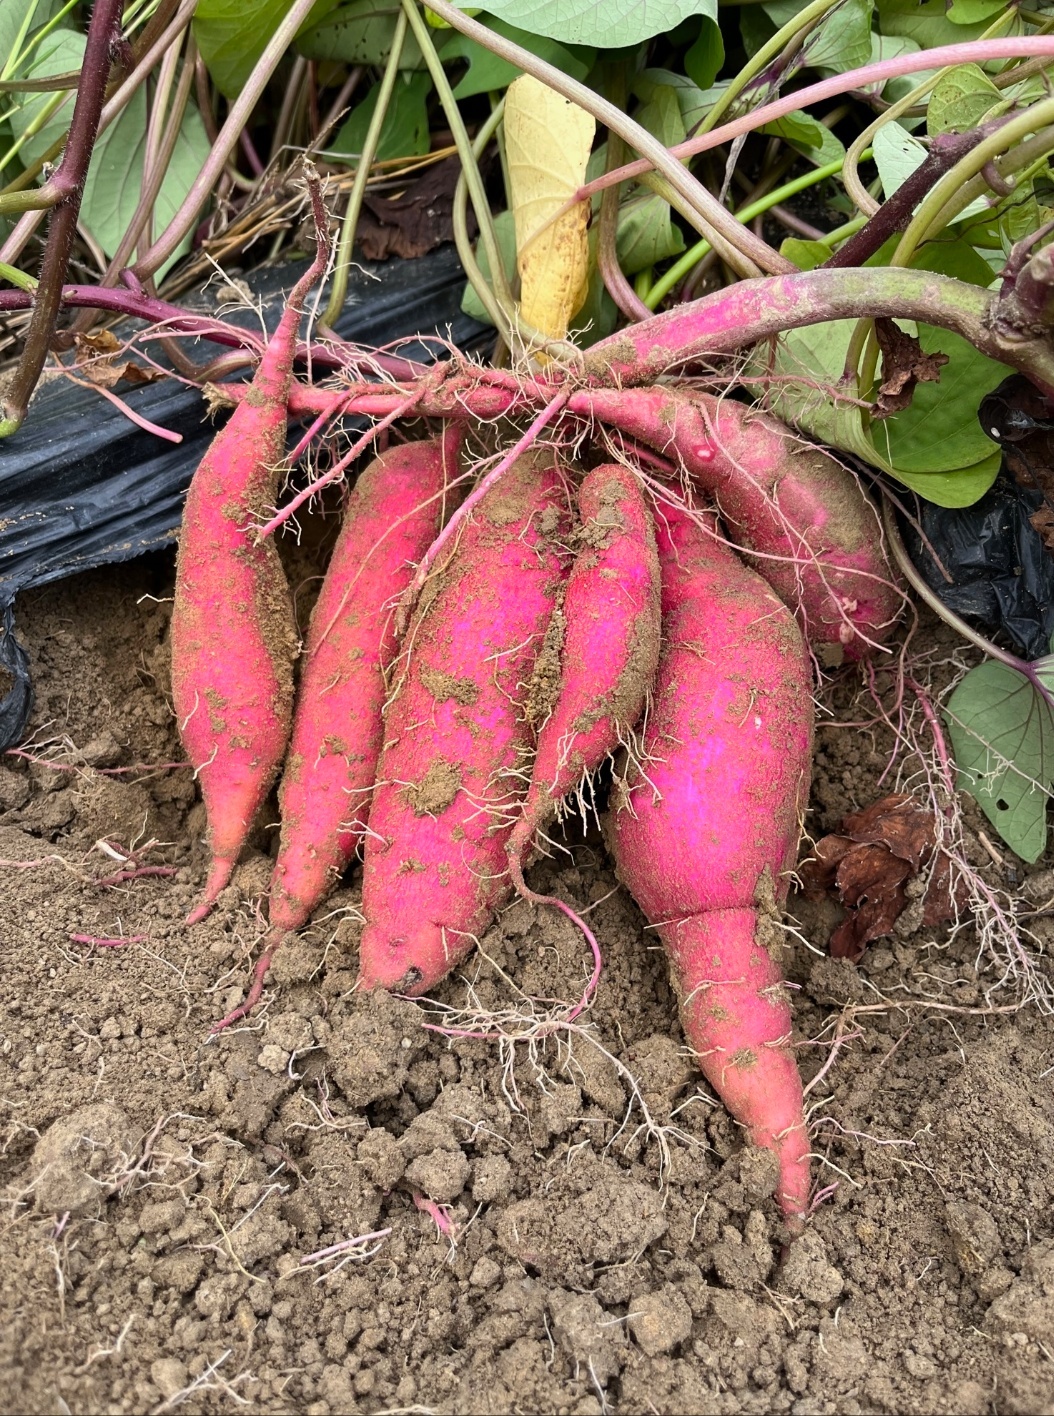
top-left (507, 462), bottom-right (661, 881)
top-left (357, 450), bottom-right (570, 995)
top-left (268, 429), bottom-right (462, 936)
top-left (579, 384), bottom-right (903, 660)
top-left (172, 249), bottom-right (325, 926)
top-left (607, 497), bottom-right (814, 1223)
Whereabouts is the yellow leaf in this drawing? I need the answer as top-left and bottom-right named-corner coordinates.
top-left (504, 74), bottom-right (595, 342)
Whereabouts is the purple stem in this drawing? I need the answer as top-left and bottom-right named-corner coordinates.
top-left (0, 283), bottom-right (426, 381)
top-left (0, 0), bottom-right (124, 434)
top-left (823, 127), bottom-right (993, 270)
top-left (580, 265), bottom-right (1054, 394)
top-left (597, 132), bottom-right (651, 323)
top-left (578, 37), bottom-right (1054, 206)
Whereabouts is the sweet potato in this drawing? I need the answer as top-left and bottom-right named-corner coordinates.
top-left (173, 250), bottom-right (325, 926)
top-left (268, 429), bottom-right (462, 936)
top-left (579, 384), bottom-right (902, 660)
top-left (607, 497), bottom-right (814, 1223)
top-left (356, 450), bottom-right (571, 995)
top-left (507, 463), bottom-right (660, 882)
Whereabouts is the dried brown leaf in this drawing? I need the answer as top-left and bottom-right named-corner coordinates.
top-left (72, 331), bottom-right (161, 390)
top-left (804, 794), bottom-right (965, 961)
top-left (841, 793), bottom-right (938, 870)
top-left (357, 156), bottom-right (466, 262)
top-left (871, 318), bottom-right (948, 420)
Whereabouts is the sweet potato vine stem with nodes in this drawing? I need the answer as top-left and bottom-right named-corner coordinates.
top-left (0, 0), bottom-right (124, 437)
top-left (129, 0), bottom-right (324, 283)
top-left (572, 37), bottom-right (1054, 208)
top-left (209, 244), bottom-right (1054, 415)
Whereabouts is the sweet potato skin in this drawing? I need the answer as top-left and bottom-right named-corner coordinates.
top-left (357, 451), bottom-right (571, 995)
top-left (580, 384), bottom-right (902, 660)
top-left (268, 429), bottom-right (462, 935)
top-left (508, 463), bottom-right (661, 871)
top-left (607, 499), bottom-right (814, 1220)
top-left (171, 350), bottom-right (299, 923)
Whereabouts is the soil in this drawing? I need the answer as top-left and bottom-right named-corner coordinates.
top-left (3, 550), bottom-right (1054, 1416)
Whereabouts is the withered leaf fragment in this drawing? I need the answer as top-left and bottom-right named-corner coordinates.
top-left (871, 319), bottom-right (949, 420)
top-left (800, 794), bottom-right (963, 961)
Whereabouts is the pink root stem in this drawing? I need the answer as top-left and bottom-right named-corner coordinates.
top-left (61, 366), bottom-right (183, 442)
top-left (69, 933), bottom-right (147, 947)
top-left (283, 388), bottom-right (359, 466)
top-left (96, 865), bottom-right (177, 887)
top-left (255, 388), bottom-right (423, 540)
top-left (208, 928), bottom-right (287, 1033)
top-left (908, 677), bottom-right (957, 799)
top-left (185, 854), bottom-right (236, 926)
top-left (5, 749), bottom-right (191, 775)
top-left (508, 852), bottom-right (602, 1022)
top-left (412, 1192), bottom-right (456, 1237)
top-left (299, 1229), bottom-right (393, 1265)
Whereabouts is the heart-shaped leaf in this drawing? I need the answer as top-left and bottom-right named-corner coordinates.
top-left (472, 0), bottom-right (717, 47)
top-left (945, 659), bottom-right (1054, 863)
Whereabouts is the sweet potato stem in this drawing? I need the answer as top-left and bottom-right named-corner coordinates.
top-left (0, 0), bottom-right (125, 436)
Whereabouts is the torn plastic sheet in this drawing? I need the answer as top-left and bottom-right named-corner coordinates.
top-left (904, 477), bottom-right (1054, 663)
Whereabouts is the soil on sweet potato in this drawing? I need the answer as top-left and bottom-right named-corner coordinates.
top-left (2, 551), bottom-right (1054, 1416)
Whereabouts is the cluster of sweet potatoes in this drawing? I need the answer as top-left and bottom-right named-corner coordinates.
top-left (170, 283), bottom-right (902, 1228)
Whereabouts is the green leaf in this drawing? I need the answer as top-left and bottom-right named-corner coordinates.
top-left (873, 118), bottom-right (987, 218)
top-left (739, 0), bottom-right (809, 58)
top-left (634, 84), bottom-right (686, 150)
top-left (298, 0), bottom-right (442, 66)
top-left (871, 119), bottom-right (926, 199)
top-left (5, 27), bottom-right (82, 169)
top-left (800, 0), bottom-right (874, 74)
top-left (877, 327), bottom-right (1008, 475)
top-left (634, 69), bottom-right (720, 132)
top-left (995, 177), bottom-right (1050, 252)
top-left (442, 18), bottom-right (592, 98)
top-left (330, 70), bottom-right (432, 161)
top-left (946, 660), bottom-right (1054, 862)
top-left (927, 63), bottom-right (1001, 136)
top-left (890, 450), bottom-right (1001, 506)
top-left (758, 317), bottom-right (1005, 508)
top-left (0, 0), bottom-right (66, 79)
top-left (684, 16), bottom-right (723, 89)
top-left (947, 0), bottom-right (1008, 23)
top-left (910, 232), bottom-right (1001, 288)
top-left (461, 207), bottom-right (516, 324)
top-left (473, 0), bottom-right (718, 47)
top-left (763, 319), bottom-right (875, 458)
top-left (954, 177), bottom-right (1054, 260)
top-left (194, 0), bottom-right (341, 98)
top-left (779, 237), bottom-right (830, 271)
top-left (869, 33), bottom-right (928, 108)
top-left (616, 190), bottom-right (685, 274)
top-left (763, 112), bottom-right (845, 166)
top-left (78, 90), bottom-right (213, 281)
top-left (876, 0), bottom-right (995, 47)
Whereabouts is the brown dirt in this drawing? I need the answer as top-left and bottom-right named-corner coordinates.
top-left (3, 553), bottom-right (1054, 1416)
